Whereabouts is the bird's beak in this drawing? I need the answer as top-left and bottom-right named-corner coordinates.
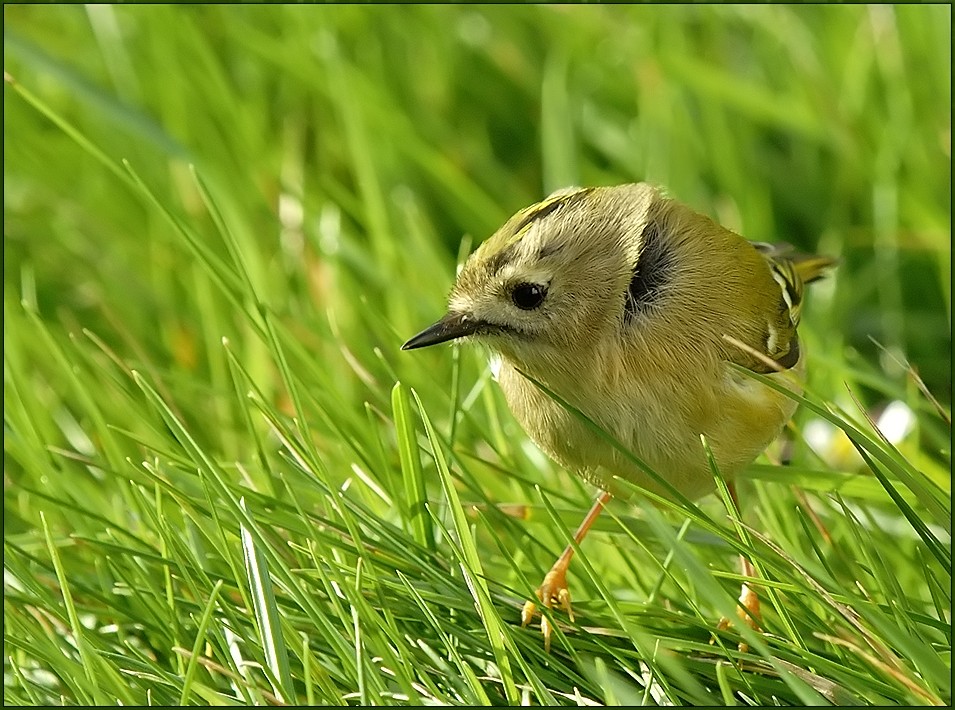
top-left (402, 312), bottom-right (482, 350)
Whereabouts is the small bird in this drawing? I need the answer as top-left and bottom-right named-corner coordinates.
top-left (403, 183), bottom-right (835, 650)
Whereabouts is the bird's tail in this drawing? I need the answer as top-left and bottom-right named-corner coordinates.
top-left (790, 253), bottom-right (839, 285)
top-left (753, 242), bottom-right (839, 286)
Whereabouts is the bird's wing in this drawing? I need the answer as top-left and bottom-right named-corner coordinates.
top-left (727, 241), bottom-right (836, 374)
top-left (725, 243), bottom-right (809, 374)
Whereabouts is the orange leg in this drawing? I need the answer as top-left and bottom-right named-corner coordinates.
top-left (521, 490), bottom-right (612, 651)
top-left (716, 482), bottom-right (762, 650)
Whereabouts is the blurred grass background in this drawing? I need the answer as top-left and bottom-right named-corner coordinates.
top-left (4, 5), bottom-right (951, 706)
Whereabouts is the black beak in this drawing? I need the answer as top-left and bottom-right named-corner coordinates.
top-left (402, 312), bottom-right (483, 350)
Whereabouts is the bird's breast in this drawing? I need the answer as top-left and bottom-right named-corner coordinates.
top-left (494, 354), bottom-right (799, 502)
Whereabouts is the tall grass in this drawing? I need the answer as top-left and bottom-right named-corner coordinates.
top-left (4, 5), bottom-right (950, 706)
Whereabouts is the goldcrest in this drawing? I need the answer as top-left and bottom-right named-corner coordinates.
top-left (403, 183), bottom-right (835, 647)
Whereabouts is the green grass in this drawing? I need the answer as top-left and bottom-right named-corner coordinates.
top-left (4, 5), bottom-right (951, 706)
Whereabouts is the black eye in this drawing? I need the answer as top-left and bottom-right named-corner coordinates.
top-left (511, 282), bottom-right (547, 310)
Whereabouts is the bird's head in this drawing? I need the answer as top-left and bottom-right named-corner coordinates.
top-left (403, 184), bottom-right (664, 369)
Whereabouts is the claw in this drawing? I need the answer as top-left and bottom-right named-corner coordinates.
top-left (520, 491), bottom-right (612, 651)
top-left (522, 565), bottom-right (574, 651)
top-left (540, 615), bottom-right (553, 652)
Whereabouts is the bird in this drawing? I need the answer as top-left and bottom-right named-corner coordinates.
top-left (402, 182), bottom-right (836, 650)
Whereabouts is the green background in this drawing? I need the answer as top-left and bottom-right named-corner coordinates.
top-left (4, 5), bottom-right (951, 706)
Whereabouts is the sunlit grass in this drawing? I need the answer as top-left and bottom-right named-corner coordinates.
top-left (4, 5), bottom-right (950, 706)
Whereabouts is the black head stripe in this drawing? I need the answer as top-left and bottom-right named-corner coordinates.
top-left (509, 188), bottom-right (594, 243)
top-left (486, 189), bottom-right (592, 275)
top-left (510, 198), bottom-right (567, 237)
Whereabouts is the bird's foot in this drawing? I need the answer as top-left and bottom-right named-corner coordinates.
top-left (715, 581), bottom-right (762, 652)
top-left (521, 564), bottom-right (574, 652)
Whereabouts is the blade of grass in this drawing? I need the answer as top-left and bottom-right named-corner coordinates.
top-left (392, 381), bottom-right (435, 551)
top-left (239, 498), bottom-right (295, 704)
top-left (411, 388), bottom-right (521, 705)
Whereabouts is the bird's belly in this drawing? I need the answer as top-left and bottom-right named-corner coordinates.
top-left (499, 363), bottom-right (798, 503)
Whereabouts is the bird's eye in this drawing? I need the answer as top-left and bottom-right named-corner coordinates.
top-left (511, 283), bottom-right (547, 310)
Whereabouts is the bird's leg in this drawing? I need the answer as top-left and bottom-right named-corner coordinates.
top-left (716, 482), bottom-right (762, 649)
top-left (521, 490), bottom-right (612, 651)
top-left (717, 555), bottom-right (762, 631)
top-left (736, 555), bottom-right (761, 630)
